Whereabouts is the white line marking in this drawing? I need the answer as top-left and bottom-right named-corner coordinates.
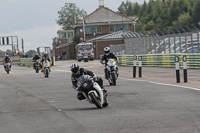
top-left (53, 69), bottom-right (200, 91)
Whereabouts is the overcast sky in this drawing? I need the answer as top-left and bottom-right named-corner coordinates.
top-left (0, 0), bottom-right (148, 52)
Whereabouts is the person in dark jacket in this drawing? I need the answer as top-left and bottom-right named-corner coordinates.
top-left (70, 63), bottom-right (106, 100)
top-left (32, 53), bottom-right (41, 69)
top-left (3, 53), bottom-right (12, 69)
top-left (100, 47), bottom-right (119, 79)
top-left (40, 52), bottom-right (51, 72)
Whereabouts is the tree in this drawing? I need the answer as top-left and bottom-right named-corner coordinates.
top-left (72, 35), bottom-right (80, 59)
top-left (26, 50), bottom-right (36, 58)
top-left (172, 12), bottom-right (193, 27)
top-left (56, 3), bottom-right (87, 30)
top-left (192, 0), bottom-right (200, 23)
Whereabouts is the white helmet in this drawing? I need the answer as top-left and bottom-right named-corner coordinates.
top-left (104, 47), bottom-right (110, 54)
top-left (70, 63), bottom-right (79, 74)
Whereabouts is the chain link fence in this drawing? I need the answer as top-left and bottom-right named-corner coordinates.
top-left (123, 23), bottom-right (200, 55)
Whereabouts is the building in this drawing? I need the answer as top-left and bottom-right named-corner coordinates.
top-left (52, 30), bottom-right (74, 60)
top-left (52, 0), bottom-right (138, 60)
top-left (74, 7), bottom-right (137, 42)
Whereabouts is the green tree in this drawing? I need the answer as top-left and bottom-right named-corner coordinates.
top-left (172, 12), bottom-right (193, 27)
top-left (192, 0), bottom-right (200, 23)
top-left (72, 35), bottom-right (80, 59)
top-left (56, 3), bottom-right (87, 30)
top-left (0, 50), bottom-right (5, 56)
top-left (26, 50), bottom-right (36, 58)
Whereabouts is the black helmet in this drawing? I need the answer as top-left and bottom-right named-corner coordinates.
top-left (70, 63), bottom-right (79, 74)
top-left (104, 47), bottom-right (110, 53)
top-left (5, 53), bottom-right (9, 57)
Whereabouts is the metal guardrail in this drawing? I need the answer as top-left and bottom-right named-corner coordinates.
top-left (19, 58), bottom-right (33, 67)
top-left (19, 56), bottom-right (55, 67)
top-left (0, 55), bottom-right (20, 65)
top-left (117, 54), bottom-right (200, 69)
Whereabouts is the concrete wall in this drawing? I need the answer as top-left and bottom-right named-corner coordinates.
top-left (0, 55), bottom-right (20, 65)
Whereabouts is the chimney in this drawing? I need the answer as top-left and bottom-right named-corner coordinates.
top-left (99, 0), bottom-right (104, 8)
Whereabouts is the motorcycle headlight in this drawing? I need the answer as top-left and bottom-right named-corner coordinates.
top-left (44, 63), bottom-right (49, 67)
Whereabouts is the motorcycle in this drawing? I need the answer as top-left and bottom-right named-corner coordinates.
top-left (42, 60), bottom-right (51, 78)
top-left (77, 75), bottom-right (108, 109)
top-left (34, 60), bottom-right (40, 73)
top-left (4, 63), bottom-right (11, 74)
top-left (104, 59), bottom-right (118, 86)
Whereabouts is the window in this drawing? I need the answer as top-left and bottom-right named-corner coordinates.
top-left (110, 25), bottom-right (114, 32)
top-left (68, 32), bottom-right (73, 38)
top-left (96, 26), bottom-right (102, 33)
top-left (85, 26), bottom-right (96, 34)
top-left (59, 32), bottom-right (66, 39)
top-left (115, 24), bottom-right (129, 31)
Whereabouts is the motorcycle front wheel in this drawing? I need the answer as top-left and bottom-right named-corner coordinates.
top-left (111, 73), bottom-right (116, 86)
top-left (88, 92), bottom-right (102, 109)
top-left (44, 68), bottom-right (49, 78)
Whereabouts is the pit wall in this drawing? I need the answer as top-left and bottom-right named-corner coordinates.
top-left (117, 54), bottom-right (200, 69)
top-left (19, 57), bottom-right (55, 67)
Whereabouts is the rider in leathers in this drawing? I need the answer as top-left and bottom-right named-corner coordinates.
top-left (70, 63), bottom-right (107, 100)
top-left (3, 53), bottom-right (12, 70)
top-left (100, 47), bottom-right (119, 79)
top-left (32, 53), bottom-right (41, 69)
top-left (40, 52), bottom-right (51, 72)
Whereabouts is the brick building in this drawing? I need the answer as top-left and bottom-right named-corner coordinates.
top-left (52, 30), bottom-right (74, 60)
top-left (52, 0), bottom-right (138, 60)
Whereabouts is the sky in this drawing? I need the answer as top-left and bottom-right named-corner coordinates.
top-left (0, 0), bottom-right (148, 52)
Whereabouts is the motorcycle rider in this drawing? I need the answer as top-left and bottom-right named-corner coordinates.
top-left (100, 47), bottom-right (119, 79)
top-left (32, 53), bottom-right (41, 69)
top-left (40, 51), bottom-right (51, 72)
top-left (3, 53), bottom-right (12, 70)
top-left (70, 63), bottom-right (107, 100)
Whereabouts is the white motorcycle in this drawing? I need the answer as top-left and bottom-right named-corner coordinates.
top-left (104, 59), bottom-right (118, 86)
top-left (77, 75), bottom-right (108, 109)
top-left (4, 63), bottom-right (11, 74)
top-left (42, 60), bottom-right (51, 78)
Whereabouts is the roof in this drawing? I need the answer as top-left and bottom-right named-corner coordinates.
top-left (122, 32), bottom-right (150, 38)
top-left (86, 30), bottom-right (133, 42)
top-left (76, 7), bottom-right (134, 25)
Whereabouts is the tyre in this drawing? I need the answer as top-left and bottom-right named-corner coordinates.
top-left (36, 67), bottom-right (39, 73)
top-left (111, 73), bottom-right (116, 86)
top-left (103, 97), bottom-right (109, 107)
top-left (78, 59), bottom-right (81, 62)
top-left (88, 92), bottom-right (102, 109)
top-left (84, 58), bottom-right (88, 62)
top-left (7, 70), bottom-right (9, 74)
top-left (45, 69), bottom-right (49, 78)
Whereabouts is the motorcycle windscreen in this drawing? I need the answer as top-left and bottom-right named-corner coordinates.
top-left (77, 75), bottom-right (93, 90)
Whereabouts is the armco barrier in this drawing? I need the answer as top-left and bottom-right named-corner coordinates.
top-left (20, 58), bottom-right (33, 67)
top-left (0, 55), bottom-right (20, 65)
top-left (19, 56), bottom-right (55, 67)
top-left (117, 54), bottom-right (200, 69)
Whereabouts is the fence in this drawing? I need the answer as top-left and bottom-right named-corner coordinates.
top-left (117, 54), bottom-right (200, 69)
top-left (123, 23), bottom-right (200, 55)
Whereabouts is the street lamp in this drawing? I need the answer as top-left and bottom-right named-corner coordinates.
top-left (80, 29), bottom-right (83, 42)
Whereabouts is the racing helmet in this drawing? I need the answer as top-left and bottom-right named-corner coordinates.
top-left (5, 53), bottom-right (9, 57)
top-left (70, 63), bottom-right (79, 74)
top-left (42, 51), bottom-right (48, 58)
top-left (104, 47), bottom-right (110, 54)
top-left (35, 53), bottom-right (39, 56)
